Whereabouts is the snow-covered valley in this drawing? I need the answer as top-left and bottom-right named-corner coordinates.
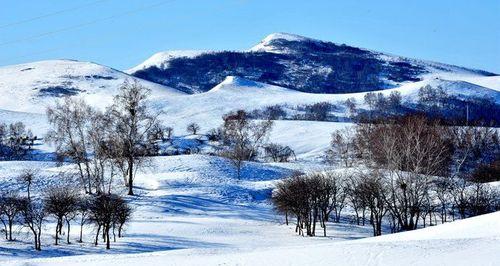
top-left (0, 32), bottom-right (499, 266)
top-left (1, 155), bottom-right (498, 266)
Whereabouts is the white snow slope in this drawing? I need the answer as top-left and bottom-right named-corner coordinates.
top-left (0, 59), bottom-right (184, 113)
top-left (1, 72), bottom-right (499, 158)
top-left (2, 154), bottom-right (498, 266)
top-left (126, 50), bottom-right (210, 73)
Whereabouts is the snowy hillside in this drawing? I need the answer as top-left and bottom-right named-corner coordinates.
top-left (127, 50), bottom-right (209, 73)
top-left (155, 76), bottom-right (500, 133)
top-left (2, 154), bottom-right (498, 266)
top-left (130, 32), bottom-right (497, 94)
top-left (1, 74), bottom-right (499, 146)
top-left (0, 59), bottom-right (184, 113)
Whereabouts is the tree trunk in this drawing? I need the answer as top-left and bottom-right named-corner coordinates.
top-left (1, 220), bottom-right (7, 240)
top-left (8, 220), bottom-right (13, 241)
top-left (322, 214), bottom-right (327, 237)
top-left (312, 209), bottom-right (317, 236)
top-left (55, 224), bottom-right (59, 245)
top-left (79, 223), bottom-right (84, 243)
top-left (106, 226), bottom-right (111, 249)
top-left (38, 228), bottom-right (42, 251)
top-left (113, 224), bottom-right (116, 242)
top-left (95, 225), bottom-right (101, 246)
top-left (34, 233), bottom-right (38, 251)
top-left (236, 161), bottom-right (242, 180)
top-left (66, 219), bottom-right (71, 244)
top-left (128, 157), bottom-right (134, 195)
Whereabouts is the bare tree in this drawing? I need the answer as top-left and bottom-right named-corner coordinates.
top-left (46, 97), bottom-right (94, 194)
top-left (344, 98), bottom-right (357, 119)
top-left (20, 199), bottom-right (45, 251)
top-left (433, 178), bottom-right (453, 223)
top-left (76, 196), bottom-right (91, 243)
top-left (325, 128), bottom-right (357, 167)
top-left (264, 143), bottom-right (296, 162)
top-left (467, 182), bottom-right (498, 216)
top-left (272, 174), bottom-right (313, 236)
top-left (364, 92), bottom-right (377, 117)
top-left (0, 192), bottom-right (23, 241)
top-left (115, 201), bottom-right (132, 238)
top-left (164, 126), bottom-right (174, 141)
top-left (388, 91), bottom-right (402, 110)
top-left (45, 184), bottom-right (79, 245)
top-left (18, 170), bottom-right (35, 200)
top-left (89, 194), bottom-right (130, 249)
top-left (303, 102), bottom-right (334, 121)
top-left (313, 172), bottom-right (347, 236)
top-left (86, 111), bottom-right (122, 194)
top-left (219, 110), bottom-right (273, 178)
top-left (107, 81), bottom-right (161, 195)
top-left (357, 170), bottom-right (388, 236)
top-left (345, 175), bottom-right (367, 226)
top-left (1, 122), bottom-right (35, 159)
top-left (186, 123), bottom-right (200, 135)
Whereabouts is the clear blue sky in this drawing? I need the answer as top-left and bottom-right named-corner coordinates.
top-left (0, 0), bottom-right (498, 73)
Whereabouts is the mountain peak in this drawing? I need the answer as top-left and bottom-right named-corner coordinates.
top-left (127, 50), bottom-right (208, 73)
top-left (250, 32), bottom-right (314, 53)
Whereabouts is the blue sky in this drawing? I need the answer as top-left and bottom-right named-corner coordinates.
top-left (0, 0), bottom-right (498, 72)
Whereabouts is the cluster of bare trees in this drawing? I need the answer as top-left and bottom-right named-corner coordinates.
top-left (89, 193), bottom-right (132, 249)
top-left (275, 114), bottom-right (499, 237)
top-left (356, 115), bottom-right (498, 230)
top-left (264, 143), bottom-right (296, 163)
top-left (0, 121), bottom-right (37, 160)
top-left (46, 81), bottom-right (162, 195)
top-left (324, 128), bottom-right (357, 167)
top-left (273, 170), bottom-right (390, 237)
top-left (0, 172), bottom-right (131, 251)
top-left (273, 172), bottom-right (347, 237)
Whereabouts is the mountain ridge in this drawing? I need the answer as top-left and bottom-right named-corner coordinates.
top-left (129, 32), bottom-right (496, 94)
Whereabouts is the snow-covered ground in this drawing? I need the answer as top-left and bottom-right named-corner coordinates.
top-left (0, 41), bottom-right (499, 265)
top-left (1, 155), bottom-right (498, 265)
top-left (0, 155), bottom-right (372, 264)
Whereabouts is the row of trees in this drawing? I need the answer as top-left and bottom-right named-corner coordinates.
top-left (274, 114), bottom-right (499, 237)
top-left (327, 115), bottom-right (499, 179)
top-left (248, 102), bottom-right (339, 122)
top-left (0, 172), bottom-right (131, 250)
top-left (46, 81), bottom-right (162, 195)
top-left (273, 168), bottom-right (499, 237)
top-left (352, 85), bottom-right (500, 125)
top-left (273, 172), bottom-right (346, 237)
top-left (0, 122), bottom-right (37, 160)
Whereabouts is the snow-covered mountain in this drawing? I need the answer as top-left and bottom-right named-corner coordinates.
top-left (0, 33), bottom-right (498, 123)
top-left (0, 59), bottom-right (184, 113)
top-left (129, 32), bottom-right (497, 94)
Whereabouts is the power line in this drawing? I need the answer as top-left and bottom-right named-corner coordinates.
top-left (0, 0), bottom-right (110, 30)
top-left (0, 0), bottom-right (176, 47)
